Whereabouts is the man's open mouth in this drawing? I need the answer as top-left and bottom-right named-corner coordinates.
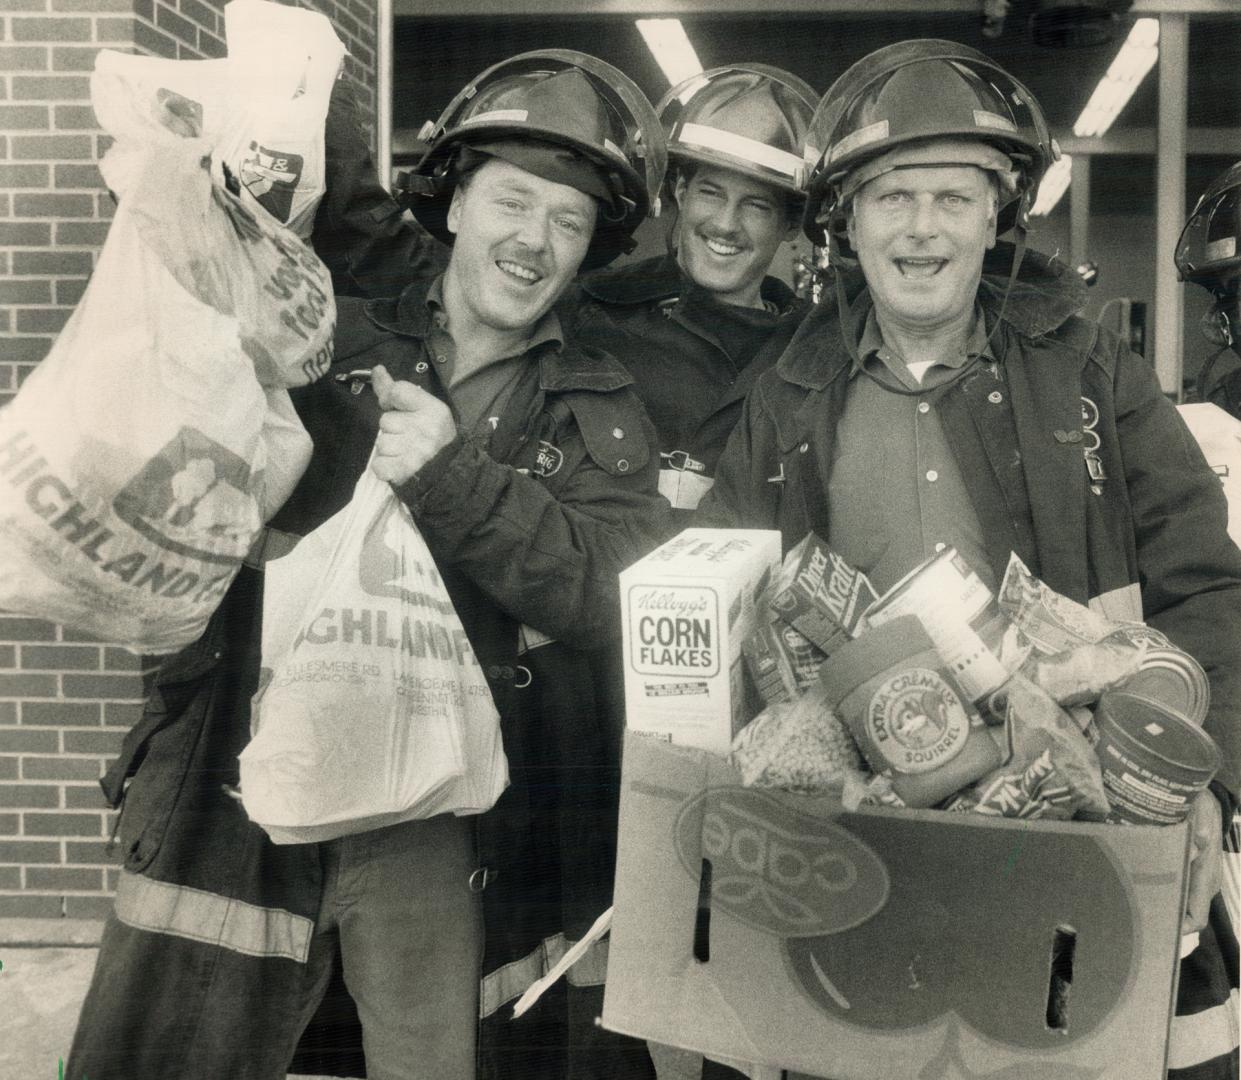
top-left (497, 259), bottom-right (543, 284)
top-left (703, 236), bottom-right (746, 258)
top-left (895, 257), bottom-right (947, 279)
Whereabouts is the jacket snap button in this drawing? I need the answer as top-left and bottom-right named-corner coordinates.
top-left (616, 458), bottom-right (630, 472)
top-left (499, 666), bottom-right (514, 680)
top-left (485, 664), bottom-right (501, 679)
top-left (468, 868), bottom-right (492, 892)
top-left (415, 361), bottom-right (429, 374)
top-left (612, 427), bottom-right (625, 439)
top-left (799, 442), bottom-right (809, 453)
top-left (988, 391), bottom-right (1003, 404)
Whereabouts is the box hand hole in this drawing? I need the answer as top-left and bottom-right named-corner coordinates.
top-left (693, 858), bottom-right (712, 963)
top-left (1045, 924), bottom-right (1076, 1032)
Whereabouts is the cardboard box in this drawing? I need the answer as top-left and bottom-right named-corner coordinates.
top-left (604, 733), bottom-right (1190, 1080)
top-left (621, 528), bottom-right (782, 754)
top-left (770, 533), bottom-right (878, 654)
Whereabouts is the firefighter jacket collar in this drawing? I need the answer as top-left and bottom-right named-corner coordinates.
top-left (775, 242), bottom-right (1088, 393)
top-left (362, 273), bottom-right (637, 395)
top-left (578, 252), bottom-right (798, 314)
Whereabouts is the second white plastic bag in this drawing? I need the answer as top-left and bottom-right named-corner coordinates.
top-left (240, 468), bottom-right (509, 844)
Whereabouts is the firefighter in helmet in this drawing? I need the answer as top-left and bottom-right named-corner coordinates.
top-left (701, 40), bottom-right (1241, 1080)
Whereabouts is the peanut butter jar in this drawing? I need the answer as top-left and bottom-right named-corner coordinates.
top-left (819, 615), bottom-right (1006, 807)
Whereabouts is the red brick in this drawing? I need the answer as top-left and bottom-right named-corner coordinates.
top-left (0, 368), bottom-right (11, 391)
top-left (54, 0), bottom-right (131, 9)
top-left (105, 867), bottom-right (120, 891)
top-left (0, 193), bottom-right (11, 215)
top-left (0, 280), bottom-right (52, 306)
top-left (21, 644), bottom-right (100, 671)
top-left (11, 17), bottom-right (92, 41)
top-left (26, 865), bottom-right (104, 890)
top-left (0, 46), bottom-right (49, 70)
top-left (65, 895), bottom-right (114, 918)
top-left (10, 133), bottom-right (93, 160)
top-left (0, 617), bottom-right (58, 641)
top-left (54, 277), bottom-right (88, 305)
top-left (179, 0), bottom-right (215, 31)
top-left (94, 16), bottom-right (137, 43)
top-left (62, 674), bottom-right (141, 700)
top-left (21, 757), bottom-right (100, 782)
top-left (0, 782), bottom-right (59, 807)
top-left (0, 337), bottom-right (55, 365)
top-left (0, 163), bottom-right (50, 186)
top-left (0, 645), bottom-right (13, 669)
top-left (0, 673), bottom-right (58, 698)
top-left (54, 220), bottom-right (108, 246)
top-left (11, 75), bottom-right (90, 100)
top-left (0, 895), bottom-right (63, 917)
top-left (63, 786), bottom-right (108, 810)
top-left (23, 811), bottom-right (103, 836)
top-left (0, 759), bottom-right (17, 780)
top-left (15, 307), bottom-right (72, 334)
top-left (65, 839), bottom-right (112, 862)
top-left (155, 2), bottom-right (196, 42)
top-left (102, 648), bottom-right (140, 673)
top-left (21, 701), bottom-right (99, 726)
top-left (97, 191), bottom-right (115, 218)
top-left (12, 249), bottom-right (91, 274)
top-left (0, 104), bottom-right (49, 129)
top-left (61, 728), bottom-right (123, 755)
top-left (0, 222), bottom-right (52, 246)
top-left (0, 839), bottom-right (61, 862)
top-left (133, 20), bottom-right (176, 57)
top-left (0, 0), bottom-right (53, 10)
top-left (0, 814), bottom-right (17, 834)
top-left (52, 163), bottom-right (103, 189)
top-left (53, 105), bottom-right (96, 130)
top-left (0, 867), bottom-right (20, 889)
top-left (0, 728), bottom-right (58, 753)
top-left (13, 192), bottom-right (94, 217)
top-left (197, 27), bottom-right (224, 58)
top-left (103, 702), bottom-right (142, 727)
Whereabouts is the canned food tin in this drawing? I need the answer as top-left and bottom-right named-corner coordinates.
top-left (1091, 690), bottom-right (1222, 824)
top-left (864, 548), bottom-right (1025, 708)
top-left (1114, 648), bottom-right (1210, 727)
top-left (818, 614), bottom-right (1005, 808)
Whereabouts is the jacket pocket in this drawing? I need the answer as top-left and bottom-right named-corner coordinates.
top-left (105, 622), bottom-right (227, 874)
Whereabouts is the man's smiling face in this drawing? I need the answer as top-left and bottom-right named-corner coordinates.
top-left (445, 156), bottom-right (597, 332)
top-left (674, 165), bottom-right (795, 309)
top-left (847, 164), bottom-right (998, 334)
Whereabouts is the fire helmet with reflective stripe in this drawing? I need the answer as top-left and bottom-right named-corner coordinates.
top-left (1177, 161), bottom-right (1241, 292)
top-left (657, 64), bottom-right (817, 198)
top-left (401, 50), bottom-right (667, 270)
top-left (802, 40), bottom-right (1055, 253)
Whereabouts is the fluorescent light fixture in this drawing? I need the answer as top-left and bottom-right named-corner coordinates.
top-left (636, 18), bottom-right (703, 90)
top-left (1031, 153), bottom-right (1073, 217)
top-left (1073, 17), bottom-right (1159, 138)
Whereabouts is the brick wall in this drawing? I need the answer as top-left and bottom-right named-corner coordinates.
top-left (0, 0), bottom-right (378, 919)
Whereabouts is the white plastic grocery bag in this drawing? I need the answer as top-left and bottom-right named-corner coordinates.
top-left (0, 58), bottom-right (331, 653)
top-left (240, 469), bottom-right (509, 844)
top-left (91, 0), bottom-right (345, 238)
top-left (1177, 402), bottom-right (1241, 551)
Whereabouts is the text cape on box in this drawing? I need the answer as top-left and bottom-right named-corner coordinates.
top-left (604, 734), bottom-right (1191, 1080)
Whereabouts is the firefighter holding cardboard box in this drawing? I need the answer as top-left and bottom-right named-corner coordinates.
top-left (699, 39), bottom-right (1241, 1079)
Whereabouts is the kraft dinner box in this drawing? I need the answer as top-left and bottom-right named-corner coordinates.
top-left (603, 733), bottom-right (1191, 1080)
top-left (621, 528), bottom-right (782, 754)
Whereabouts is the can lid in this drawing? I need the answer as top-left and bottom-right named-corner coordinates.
top-left (818, 613), bottom-right (935, 705)
top-left (1118, 649), bottom-right (1210, 726)
top-left (1095, 690), bottom-right (1222, 776)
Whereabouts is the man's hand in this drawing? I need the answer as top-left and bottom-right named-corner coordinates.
top-left (370, 364), bottom-right (457, 485)
top-left (1183, 788), bottom-right (1223, 935)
